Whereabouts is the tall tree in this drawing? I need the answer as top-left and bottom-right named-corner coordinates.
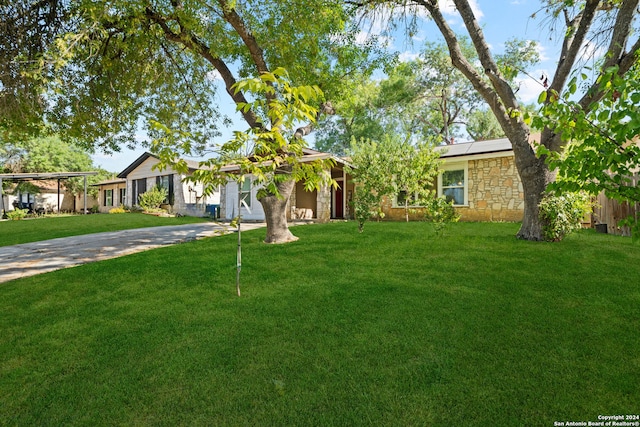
top-left (315, 37), bottom-right (535, 153)
top-left (364, 0), bottom-right (640, 240)
top-left (465, 108), bottom-right (505, 141)
top-left (1, 136), bottom-right (93, 174)
top-left (6, 0), bottom-right (383, 242)
top-left (315, 78), bottom-right (386, 155)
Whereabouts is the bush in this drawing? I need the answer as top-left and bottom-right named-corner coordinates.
top-left (539, 192), bottom-right (591, 241)
top-left (351, 190), bottom-right (384, 233)
top-left (424, 196), bottom-right (460, 235)
top-left (109, 206), bottom-right (127, 214)
top-left (138, 186), bottom-right (168, 212)
top-left (6, 208), bottom-right (28, 220)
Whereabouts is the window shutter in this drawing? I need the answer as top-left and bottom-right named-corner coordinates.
top-left (168, 174), bottom-right (174, 205)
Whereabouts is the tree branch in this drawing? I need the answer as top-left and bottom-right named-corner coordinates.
top-left (144, 6), bottom-right (263, 130)
top-left (294, 102), bottom-right (335, 139)
top-left (548, 0), bottom-right (600, 94)
top-left (578, 0), bottom-right (640, 110)
top-left (217, 0), bottom-right (276, 118)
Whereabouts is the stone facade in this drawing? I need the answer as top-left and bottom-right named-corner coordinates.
top-left (316, 184), bottom-right (332, 223)
top-left (460, 155), bottom-right (524, 222)
top-left (380, 153), bottom-right (524, 222)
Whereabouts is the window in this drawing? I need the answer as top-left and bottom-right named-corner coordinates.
top-left (156, 174), bottom-right (174, 205)
top-left (440, 166), bottom-right (467, 206)
top-left (119, 188), bottom-right (126, 206)
top-left (395, 190), bottom-right (417, 207)
top-left (104, 189), bottom-right (113, 207)
top-left (240, 178), bottom-right (251, 209)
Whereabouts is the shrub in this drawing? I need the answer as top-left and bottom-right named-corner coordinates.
top-left (424, 196), bottom-right (460, 235)
top-left (6, 208), bottom-right (28, 220)
top-left (351, 190), bottom-right (384, 233)
top-left (138, 186), bottom-right (168, 212)
top-left (109, 206), bottom-right (127, 214)
top-left (539, 192), bottom-right (591, 241)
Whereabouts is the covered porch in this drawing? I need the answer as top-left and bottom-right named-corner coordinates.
top-left (289, 162), bottom-right (354, 222)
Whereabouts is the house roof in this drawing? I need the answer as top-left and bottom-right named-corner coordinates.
top-left (116, 148), bottom-right (351, 178)
top-left (219, 148), bottom-right (353, 173)
top-left (117, 152), bottom-right (200, 178)
top-left (436, 137), bottom-right (513, 158)
top-left (93, 178), bottom-right (127, 187)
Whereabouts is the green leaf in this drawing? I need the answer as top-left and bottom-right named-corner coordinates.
top-left (538, 90), bottom-right (548, 104)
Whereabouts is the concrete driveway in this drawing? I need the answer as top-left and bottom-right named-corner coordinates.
top-left (0, 222), bottom-right (265, 284)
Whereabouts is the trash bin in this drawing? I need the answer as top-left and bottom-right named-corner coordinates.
top-left (205, 204), bottom-right (220, 218)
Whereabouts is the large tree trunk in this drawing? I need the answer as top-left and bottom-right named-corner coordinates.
top-left (259, 176), bottom-right (298, 244)
top-left (515, 155), bottom-right (550, 241)
top-left (509, 130), bottom-right (557, 241)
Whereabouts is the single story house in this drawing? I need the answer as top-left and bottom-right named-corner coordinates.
top-left (103, 152), bottom-right (220, 216)
top-left (93, 178), bottom-right (127, 213)
top-left (219, 148), bottom-right (355, 223)
top-left (380, 137), bottom-right (525, 222)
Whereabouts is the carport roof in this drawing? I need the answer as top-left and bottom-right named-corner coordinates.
top-left (0, 172), bottom-right (98, 182)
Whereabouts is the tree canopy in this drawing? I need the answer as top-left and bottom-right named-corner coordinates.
top-left (536, 62), bottom-right (640, 204)
top-left (0, 0), bottom-right (70, 139)
top-left (3, 0), bottom-right (384, 154)
top-left (315, 36), bottom-right (536, 154)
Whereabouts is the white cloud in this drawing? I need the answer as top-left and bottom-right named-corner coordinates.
top-left (353, 30), bottom-right (391, 48)
top-left (515, 69), bottom-right (549, 103)
top-left (535, 43), bottom-right (550, 62)
top-left (398, 51), bottom-right (420, 62)
top-left (439, 0), bottom-right (484, 20)
top-left (206, 70), bottom-right (222, 81)
top-left (579, 41), bottom-right (606, 64)
top-left (355, 31), bottom-right (370, 45)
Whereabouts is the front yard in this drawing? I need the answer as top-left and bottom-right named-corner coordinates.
top-left (0, 222), bottom-right (638, 425)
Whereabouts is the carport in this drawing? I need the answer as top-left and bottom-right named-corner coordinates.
top-left (0, 171), bottom-right (98, 215)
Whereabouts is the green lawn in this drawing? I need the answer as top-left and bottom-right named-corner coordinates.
top-left (0, 213), bottom-right (211, 246)
top-left (1, 222), bottom-right (638, 426)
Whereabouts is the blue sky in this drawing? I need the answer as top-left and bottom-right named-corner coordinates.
top-left (91, 0), bottom-right (564, 173)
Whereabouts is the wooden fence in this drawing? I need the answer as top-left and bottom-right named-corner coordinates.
top-left (592, 174), bottom-right (639, 236)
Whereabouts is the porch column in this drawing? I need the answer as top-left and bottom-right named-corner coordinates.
top-left (342, 168), bottom-right (348, 219)
top-left (0, 178), bottom-right (4, 216)
top-left (316, 184), bottom-right (331, 223)
top-left (83, 176), bottom-right (88, 214)
top-left (57, 178), bottom-right (61, 213)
